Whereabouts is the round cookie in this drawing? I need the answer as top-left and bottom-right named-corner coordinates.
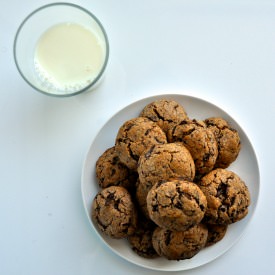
top-left (92, 186), bottom-right (137, 238)
top-left (152, 224), bottom-right (208, 260)
top-left (147, 179), bottom-right (207, 231)
top-left (138, 142), bottom-right (195, 187)
top-left (115, 117), bottom-right (167, 170)
top-left (96, 146), bottom-right (137, 190)
top-left (205, 117), bottom-right (241, 168)
top-left (167, 119), bottom-right (218, 175)
top-left (197, 168), bottom-right (251, 224)
top-left (127, 215), bottom-right (159, 258)
top-left (139, 99), bottom-right (188, 134)
top-left (205, 223), bottom-right (228, 247)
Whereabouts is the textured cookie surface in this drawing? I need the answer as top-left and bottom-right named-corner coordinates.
top-left (167, 119), bottom-right (218, 175)
top-left (96, 146), bottom-right (137, 190)
top-left (140, 99), bottom-right (188, 134)
top-left (92, 186), bottom-right (137, 238)
top-left (205, 223), bottom-right (228, 247)
top-left (147, 179), bottom-right (207, 231)
top-left (138, 142), bottom-right (195, 187)
top-left (115, 117), bottom-right (167, 170)
top-left (197, 168), bottom-right (250, 224)
top-left (152, 224), bottom-right (208, 260)
top-left (127, 215), bottom-right (159, 258)
top-left (205, 117), bottom-right (241, 168)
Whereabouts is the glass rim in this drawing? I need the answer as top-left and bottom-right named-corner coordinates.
top-left (13, 2), bottom-right (110, 97)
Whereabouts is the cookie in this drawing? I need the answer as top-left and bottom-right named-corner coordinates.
top-left (127, 215), bottom-right (159, 258)
top-left (115, 117), bottom-right (167, 170)
top-left (167, 119), bottom-right (218, 175)
top-left (139, 99), bottom-right (188, 134)
top-left (92, 186), bottom-right (137, 238)
top-left (197, 168), bottom-right (251, 224)
top-left (152, 224), bottom-right (208, 260)
top-left (135, 179), bottom-right (150, 218)
top-left (205, 223), bottom-right (228, 247)
top-left (96, 146), bottom-right (137, 190)
top-left (138, 142), bottom-right (195, 187)
top-left (147, 179), bottom-right (207, 231)
top-left (205, 117), bottom-right (241, 168)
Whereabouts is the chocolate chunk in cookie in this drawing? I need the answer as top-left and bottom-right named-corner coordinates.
top-left (147, 179), bottom-right (207, 231)
top-left (96, 146), bottom-right (137, 190)
top-left (140, 99), bottom-right (188, 134)
top-left (205, 117), bottom-right (241, 168)
top-left (167, 119), bottom-right (218, 175)
top-left (115, 117), bottom-right (167, 170)
top-left (92, 186), bottom-right (137, 238)
top-left (152, 224), bottom-right (208, 260)
top-left (197, 168), bottom-right (251, 224)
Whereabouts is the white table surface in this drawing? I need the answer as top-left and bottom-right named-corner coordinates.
top-left (1, 0), bottom-right (274, 274)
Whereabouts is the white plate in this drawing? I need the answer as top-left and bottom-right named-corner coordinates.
top-left (81, 94), bottom-right (260, 271)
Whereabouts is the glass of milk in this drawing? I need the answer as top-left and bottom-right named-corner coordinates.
top-left (14, 3), bottom-right (109, 97)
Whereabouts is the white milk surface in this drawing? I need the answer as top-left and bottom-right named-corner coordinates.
top-left (34, 22), bottom-right (105, 93)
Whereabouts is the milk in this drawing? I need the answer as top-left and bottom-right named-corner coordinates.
top-left (34, 22), bottom-right (106, 94)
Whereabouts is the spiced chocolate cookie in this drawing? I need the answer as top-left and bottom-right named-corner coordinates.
top-left (205, 117), bottom-right (241, 168)
top-left (92, 186), bottom-right (138, 238)
top-left (127, 215), bottom-right (159, 258)
top-left (96, 146), bottom-right (137, 190)
top-left (167, 119), bottom-right (218, 175)
top-left (197, 168), bottom-right (251, 224)
top-left (152, 224), bottom-right (208, 260)
top-left (139, 99), bottom-right (188, 134)
top-left (147, 179), bottom-right (207, 231)
top-left (115, 117), bottom-right (167, 170)
top-left (205, 223), bottom-right (228, 247)
top-left (138, 142), bottom-right (195, 187)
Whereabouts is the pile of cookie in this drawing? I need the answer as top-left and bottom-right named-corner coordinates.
top-left (92, 99), bottom-right (251, 261)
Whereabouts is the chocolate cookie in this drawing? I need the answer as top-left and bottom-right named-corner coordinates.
top-left (147, 179), bottom-right (207, 231)
top-left (115, 117), bottom-right (167, 170)
top-left (139, 99), bottom-right (188, 134)
top-left (205, 223), bottom-right (228, 247)
top-left (92, 186), bottom-right (137, 238)
top-left (152, 224), bottom-right (208, 260)
top-left (96, 146), bottom-right (137, 190)
top-left (205, 117), bottom-right (241, 168)
top-left (197, 168), bottom-right (251, 224)
top-left (167, 119), bottom-right (218, 175)
top-left (127, 215), bottom-right (159, 258)
top-left (138, 142), bottom-right (195, 188)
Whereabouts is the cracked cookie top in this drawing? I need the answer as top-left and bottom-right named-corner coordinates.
top-left (197, 168), bottom-right (251, 224)
top-left (96, 146), bottom-right (137, 190)
top-left (205, 117), bottom-right (241, 169)
top-left (167, 119), bottom-right (218, 175)
top-left (152, 224), bottom-right (208, 260)
top-left (138, 142), bottom-right (195, 187)
top-left (139, 99), bottom-right (188, 134)
top-left (115, 117), bottom-right (167, 170)
top-left (92, 186), bottom-right (138, 238)
top-left (147, 179), bottom-right (207, 231)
